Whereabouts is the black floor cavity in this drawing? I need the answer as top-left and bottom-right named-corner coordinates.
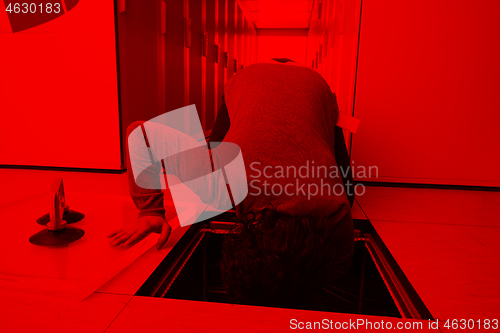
top-left (163, 231), bottom-right (401, 318)
top-left (137, 217), bottom-right (433, 319)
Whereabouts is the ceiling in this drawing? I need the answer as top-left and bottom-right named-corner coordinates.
top-left (238, 0), bottom-right (315, 29)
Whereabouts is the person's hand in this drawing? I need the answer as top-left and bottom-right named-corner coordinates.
top-left (107, 216), bottom-right (172, 250)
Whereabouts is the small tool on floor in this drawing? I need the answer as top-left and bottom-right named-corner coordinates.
top-left (29, 178), bottom-right (85, 246)
top-left (36, 178), bottom-right (85, 226)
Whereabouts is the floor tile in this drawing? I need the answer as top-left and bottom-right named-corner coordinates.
top-left (106, 297), bottom-right (434, 332)
top-left (455, 225), bottom-right (500, 252)
top-left (371, 220), bottom-right (500, 320)
top-left (473, 191), bottom-right (500, 206)
top-left (97, 225), bottom-right (190, 296)
top-left (0, 191), bottom-right (157, 301)
top-left (356, 187), bottom-right (500, 226)
top-left (0, 288), bottom-right (131, 333)
top-left (0, 169), bottom-right (116, 213)
top-left (351, 199), bottom-right (367, 220)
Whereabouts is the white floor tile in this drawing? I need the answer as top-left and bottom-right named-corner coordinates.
top-left (351, 199), bottom-right (367, 220)
top-left (0, 288), bottom-right (131, 333)
top-left (456, 225), bottom-right (500, 252)
top-left (0, 169), bottom-right (116, 212)
top-left (371, 220), bottom-right (500, 320)
top-left (356, 187), bottom-right (500, 226)
top-left (473, 191), bottom-right (500, 206)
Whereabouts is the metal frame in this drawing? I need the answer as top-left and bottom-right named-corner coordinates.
top-left (137, 216), bottom-right (434, 320)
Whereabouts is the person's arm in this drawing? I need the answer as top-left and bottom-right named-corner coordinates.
top-left (108, 121), bottom-right (171, 249)
top-left (109, 118), bottom-right (236, 249)
top-left (126, 122), bottom-right (169, 219)
top-left (128, 162), bottom-right (165, 219)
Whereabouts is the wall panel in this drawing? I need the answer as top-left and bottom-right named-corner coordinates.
top-left (0, 0), bottom-right (257, 170)
top-left (351, 0), bottom-right (500, 186)
top-left (257, 35), bottom-right (308, 64)
top-left (0, 0), bottom-right (121, 170)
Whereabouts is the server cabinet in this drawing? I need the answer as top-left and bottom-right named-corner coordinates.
top-left (225, 0), bottom-right (236, 79)
top-left (116, 0), bottom-right (168, 168)
top-left (164, 0), bottom-right (187, 114)
top-left (189, 0), bottom-right (204, 128)
top-left (217, 0), bottom-right (227, 108)
top-left (235, 4), bottom-right (243, 71)
top-left (205, 0), bottom-right (217, 130)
